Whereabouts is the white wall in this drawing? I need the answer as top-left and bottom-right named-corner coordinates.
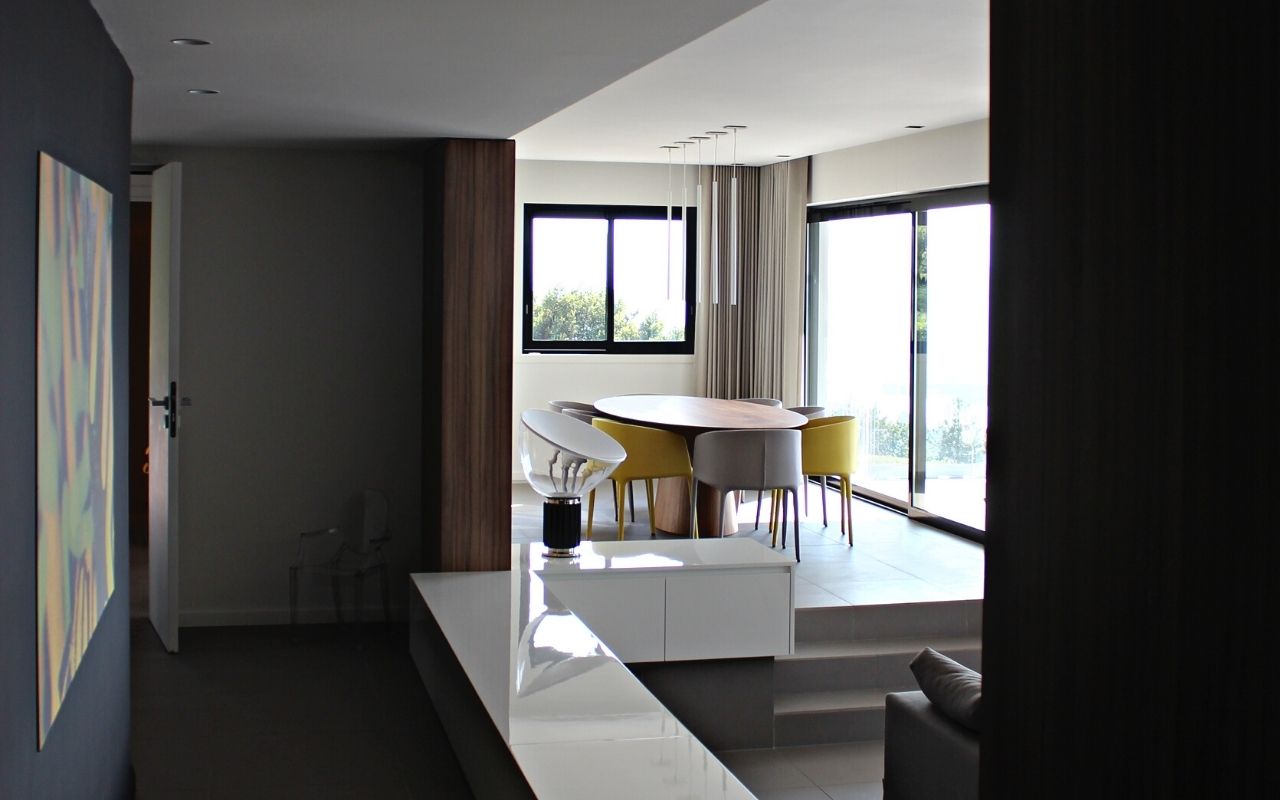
top-left (133, 145), bottom-right (424, 625)
top-left (809, 119), bottom-right (988, 205)
top-left (512, 160), bottom-right (697, 479)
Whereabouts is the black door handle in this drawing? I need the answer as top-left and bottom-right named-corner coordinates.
top-left (150, 382), bottom-right (178, 437)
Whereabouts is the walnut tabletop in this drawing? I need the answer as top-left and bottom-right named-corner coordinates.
top-left (594, 395), bottom-right (807, 431)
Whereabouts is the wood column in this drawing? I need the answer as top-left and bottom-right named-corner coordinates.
top-left (422, 139), bottom-right (514, 572)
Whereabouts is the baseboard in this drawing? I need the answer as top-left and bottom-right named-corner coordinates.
top-left (179, 604), bottom-right (406, 627)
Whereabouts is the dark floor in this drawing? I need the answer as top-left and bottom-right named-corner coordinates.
top-left (131, 620), bottom-right (473, 799)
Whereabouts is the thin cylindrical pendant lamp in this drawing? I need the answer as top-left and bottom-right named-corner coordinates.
top-left (661, 145), bottom-right (678, 299)
top-left (724, 125), bottom-right (746, 306)
top-left (690, 135), bottom-right (709, 305)
top-left (706, 131), bottom-right (727, 304)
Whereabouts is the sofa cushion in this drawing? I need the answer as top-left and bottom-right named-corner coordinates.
top-left (909, 647), bottom-right (982, 733)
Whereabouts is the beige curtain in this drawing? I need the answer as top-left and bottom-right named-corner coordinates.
top-left (694, 164), bottom-right (759, 399)
top-left (695, 158), bottom-right (809, 405)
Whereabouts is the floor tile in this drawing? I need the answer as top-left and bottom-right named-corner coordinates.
top-left (782, 741), bottom-right (885, 786)
top-left (823, 781), bottom-right (884, 800)
top-left (752, 787), bottom-right (833, 800)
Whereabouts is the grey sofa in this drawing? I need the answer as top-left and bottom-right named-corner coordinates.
top-left (882, 648), bottom-right (981, 800)
top-left (883, 690), bottom-right (978, 800)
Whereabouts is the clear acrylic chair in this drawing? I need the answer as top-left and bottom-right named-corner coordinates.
top-left (289, 489), bottom-right (391, 625)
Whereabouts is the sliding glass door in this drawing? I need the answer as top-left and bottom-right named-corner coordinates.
top-left (808, 188), bottom-right (990, 534)
top-left (809, 213), bottom-right (914, 504)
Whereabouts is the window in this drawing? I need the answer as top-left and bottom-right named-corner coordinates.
top-left (522, 204), bottom-right (695, 354)
top-left (807, 186), bottom-right (989, 536)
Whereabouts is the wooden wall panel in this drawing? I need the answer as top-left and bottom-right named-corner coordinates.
top-left (422, 139), bottom-right (515, 572)
top-left (984, 2), bottom-right (1276, 797)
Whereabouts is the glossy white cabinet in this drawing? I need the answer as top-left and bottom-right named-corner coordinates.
top-left (537, 573), bottom-right (666, 663)
top-left (665, 571), bottom-right (793, 660)
top-left (530, 540), bottom-right (795, 663)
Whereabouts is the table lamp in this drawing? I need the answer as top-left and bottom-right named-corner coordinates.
top-left (519, 409), bottom-right (626, 557)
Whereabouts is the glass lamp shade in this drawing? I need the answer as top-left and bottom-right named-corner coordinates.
top-left (519, 409), bottom-right (625, 500)
top-left (519, 409), bottom-right (626, 557)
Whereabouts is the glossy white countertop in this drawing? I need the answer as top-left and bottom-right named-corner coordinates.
top-left (520, 538), bottom-right (797, 574)
top-left (411, 539), bottom-right (767, 799)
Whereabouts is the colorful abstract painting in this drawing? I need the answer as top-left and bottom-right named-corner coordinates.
top-left (37, 152), bottom-right (115, 749)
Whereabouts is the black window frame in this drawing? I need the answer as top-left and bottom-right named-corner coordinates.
top-left (522, 203), bottom-right (696, 355)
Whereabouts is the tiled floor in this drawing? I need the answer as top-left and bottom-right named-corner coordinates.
top-left (511, 480), bottom-right (985, 607)
top-left (716, 741), bottom-right (885, 800)
top-left (131, 621), bottom-right (472, 799)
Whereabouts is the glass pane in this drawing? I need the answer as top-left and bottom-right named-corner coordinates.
top-left (530, 217), bottom-right (608, 341)
top-left (613, 218), bottom-right (686, 342)
top-left (810, 213), bottom-right (914, 503)
top-left (915, 204), bottom-right (990, 530)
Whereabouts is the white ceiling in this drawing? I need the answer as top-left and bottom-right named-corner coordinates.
top-left (517, 0), bottom-right (988, 165)
top-left (92, 0), bottom-right (987, 165)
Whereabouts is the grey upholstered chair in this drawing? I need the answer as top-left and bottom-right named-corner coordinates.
top-left (691, 429), bottom-right (804, 560)
top-left (786, 405), bottom-right (827, 419)
top-left (735, 397), bottom-right (783, 407)
top-left (549, 399), bottom-right (598, 415)
top-left (749, 405), bottom-right (828, 527)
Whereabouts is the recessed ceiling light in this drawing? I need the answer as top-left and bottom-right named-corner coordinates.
top-left (905, 125), bottom-right (925, 129)
top-left (170, 38), bottom-right (210, 46)
top-left (186, 89), bottom-right (220, 95)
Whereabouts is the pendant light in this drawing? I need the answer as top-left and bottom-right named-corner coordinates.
top-left (690, 135), bottom-right (709, 304)
top-left (661, 145), bottom-right (678, 299)
top-left (725, 125), bottom-right (746, 306)
top-left (706, 131), bottom-right (727, 304)
top-left (675, 141), bottom-right (693, 303)
top-left (779, 155), bottom-right (791, 288)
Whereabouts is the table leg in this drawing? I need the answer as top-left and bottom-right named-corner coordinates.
top-left (653, 476), bottom-right (737, 537)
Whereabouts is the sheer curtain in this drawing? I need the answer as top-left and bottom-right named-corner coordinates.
top-left (695, 157), bottom-right (809, 405)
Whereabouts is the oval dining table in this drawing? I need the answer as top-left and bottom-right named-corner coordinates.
top-left (593, 395), bottom-right (807, 537)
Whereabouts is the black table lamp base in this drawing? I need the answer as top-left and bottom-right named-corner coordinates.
top-left (542, 498), bottom-right (582, 558)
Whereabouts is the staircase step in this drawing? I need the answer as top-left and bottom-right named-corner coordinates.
top-left (794, 599), bottom-right (982, 644)
top-left (776, 635), bottom-right (981, 692)
top-left (774, 689), bottom-right (906, 745)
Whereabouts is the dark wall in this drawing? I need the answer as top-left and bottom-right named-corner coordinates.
top-left (984, 2), bottom-right (1276, 797)
top-left (0, 1), bottom-right (133, 797)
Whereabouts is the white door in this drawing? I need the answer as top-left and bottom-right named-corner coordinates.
top-left (148, 163), bottom-right (182, 653)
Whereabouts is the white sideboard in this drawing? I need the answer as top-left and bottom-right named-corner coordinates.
top-left (524, 540), bottom-right (795, 662)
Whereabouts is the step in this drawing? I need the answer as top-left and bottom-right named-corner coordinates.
top-left (794, 598), bottom-right (982, 643)
top-left (776, 635), bottom-right (982, 692)
top-left (773, 688), bottom-right (906, 745)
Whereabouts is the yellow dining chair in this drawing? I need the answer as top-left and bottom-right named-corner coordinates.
top-left (587, 418), bottom-right (696, 540)
top-left (771, 415), bottom-right (859, 544)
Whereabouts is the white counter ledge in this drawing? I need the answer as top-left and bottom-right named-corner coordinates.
top-left (410, 539), bottom-right (794, 800)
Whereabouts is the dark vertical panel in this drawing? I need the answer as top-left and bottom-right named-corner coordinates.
top-left (422, 139), bottom-right (515, 572)
top-left (0, 1), bottom-right (133, 796)
top-left (128, 201), bottom-right (151, 544)
top-left (985, 2), bottom-right (1277, 797)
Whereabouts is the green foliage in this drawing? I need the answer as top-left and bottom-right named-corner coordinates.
top-left (869, 398), bottom-right (986, 464)
top-left (532, 286), bottom-right (606, 341)
top-left (533, 287), bottom-right (682, 343)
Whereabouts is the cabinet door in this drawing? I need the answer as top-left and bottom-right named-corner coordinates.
top-left (665, 571), bottom-right (792, 660)
top-left (541, 575), bottom-right (666, 663)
